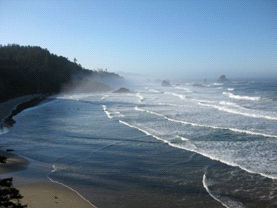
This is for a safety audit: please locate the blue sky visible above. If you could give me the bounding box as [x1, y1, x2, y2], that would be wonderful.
[1, 0, 276, 79]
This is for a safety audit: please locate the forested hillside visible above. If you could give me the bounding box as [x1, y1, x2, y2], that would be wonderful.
[0, 44, 124, 101]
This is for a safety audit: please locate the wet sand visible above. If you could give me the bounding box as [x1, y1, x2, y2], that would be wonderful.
[0, 96, 97, 208]
[0, 150, 29, 174]
[17, 183, 96, 208]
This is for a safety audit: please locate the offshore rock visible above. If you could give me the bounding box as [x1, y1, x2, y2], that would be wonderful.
[113, 87, 134, 93]
[161, 80, 171, 87]
[218, 75, 230, 83]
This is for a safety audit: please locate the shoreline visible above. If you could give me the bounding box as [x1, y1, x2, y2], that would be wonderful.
[0, 95, 97, 208]
[0, 150, 29, 174]
[16, 182, 96, 208]
[0, 94, 42, 125]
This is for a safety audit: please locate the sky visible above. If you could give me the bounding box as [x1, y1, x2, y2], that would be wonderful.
[1, 0, 276, 80]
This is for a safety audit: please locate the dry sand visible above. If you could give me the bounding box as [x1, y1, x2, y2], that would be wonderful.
[0, 150, 97, 208]
[17, 183, 96, 208]
[0, 96, 97, 208]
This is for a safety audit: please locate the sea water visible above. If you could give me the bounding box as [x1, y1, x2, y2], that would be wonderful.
[1, 79, 277, 207]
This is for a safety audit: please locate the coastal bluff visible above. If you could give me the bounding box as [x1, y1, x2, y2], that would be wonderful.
[0, 44, 125, 101]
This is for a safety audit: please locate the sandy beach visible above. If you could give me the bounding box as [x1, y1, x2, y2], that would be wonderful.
[17, 183, 95, 208]
[0, 96, 97, 208]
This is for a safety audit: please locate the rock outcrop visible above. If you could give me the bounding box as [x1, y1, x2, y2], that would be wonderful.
[218, 75, 230, 83]
[161, 80, 171, 87]
[113, 87, 134, 93]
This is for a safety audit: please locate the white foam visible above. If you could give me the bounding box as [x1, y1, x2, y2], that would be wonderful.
[219, 101, 241, 108]
[199, 102, 277, 120]
[158, 103, 180, 107]
[228, 88, 234, 91]
[4, 151, 96, 207]
[168, 141, 277, 180]
[175, 135, 189, 141]
[213, 83, 224, 86]
[223, 92, 261, 101]
[149, 89, 162, 93]
[119, 120, 166, 143]
[101, 95, 109, 100]
[118, 115, 277, 180]
[135, 107, 277, 138]
[202, 173, 245, 208]
[174, 86, 193, 93]
[136, 93, 144, 102]
[102, 105, 113, 119]
[191, 99, 216, 104]
[58, 93, 92, 100]
[135, 106, 164, 117]
[47, 165, 96, 207]
[164, 92, 186, 100]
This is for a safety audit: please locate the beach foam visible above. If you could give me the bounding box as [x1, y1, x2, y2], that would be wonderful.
[223, 92, 261, 101]
[202, 173, 245, 208]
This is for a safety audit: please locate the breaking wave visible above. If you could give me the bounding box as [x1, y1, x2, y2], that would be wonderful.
[223, 92, 261, 101]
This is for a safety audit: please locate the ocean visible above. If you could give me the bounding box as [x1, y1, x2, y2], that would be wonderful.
[1, 79, 277, 207]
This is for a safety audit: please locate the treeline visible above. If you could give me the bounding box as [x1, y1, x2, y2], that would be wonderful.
[0, 44, 123, 101]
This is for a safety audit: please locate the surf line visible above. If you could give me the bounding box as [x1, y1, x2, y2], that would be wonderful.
[101, 95, 109, 100]
[198, 102, 277, 120]
[0, 151, 96, 207]
[118, 120, 170, 144]
[222, 92, 261, 101]
[202, 167, 245, 208]
[136, 93, 144, 103]
[168, 141, 277, 180]
[47, 165, 97, 208]
[134, 107, 277, 139]
[102, 105, 113, 119]
[118, 118, 277, 180]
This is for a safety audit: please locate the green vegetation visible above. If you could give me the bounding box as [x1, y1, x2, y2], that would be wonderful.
[0, 155, 7, 163]
[0, 177, 27, 208]
[0, 44, 75, 100]
[0, 44, 124, 101]
[0, 156, 26, 208]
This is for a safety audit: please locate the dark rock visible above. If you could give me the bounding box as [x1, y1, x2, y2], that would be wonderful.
[161, 80, 171, 87]
[0, 155, 7, 163]
[218, 75, 230, 83]
[113, 88, 134, 93]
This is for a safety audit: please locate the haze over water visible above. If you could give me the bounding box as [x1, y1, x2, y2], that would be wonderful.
[1, 1, 277, 207]
[1, 78, 277, 207]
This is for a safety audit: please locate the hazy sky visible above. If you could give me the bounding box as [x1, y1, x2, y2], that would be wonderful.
[1, 0, 276, 79]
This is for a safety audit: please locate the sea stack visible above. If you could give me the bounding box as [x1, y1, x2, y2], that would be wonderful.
[113, 87, 134, 93]
[218, 75, 230, 83]
[161, 80, 171, 87]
